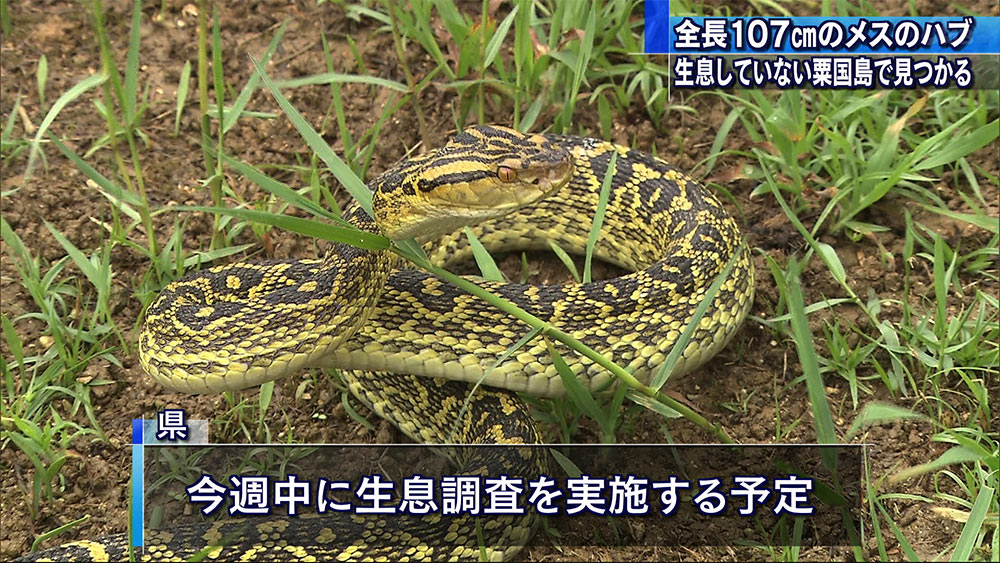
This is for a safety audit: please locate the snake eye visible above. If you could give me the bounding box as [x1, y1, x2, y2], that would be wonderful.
[497, 166, 517, 183]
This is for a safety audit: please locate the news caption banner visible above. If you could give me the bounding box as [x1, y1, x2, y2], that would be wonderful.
[130, 409, 862, 552]
[644, 4, 1000, 89]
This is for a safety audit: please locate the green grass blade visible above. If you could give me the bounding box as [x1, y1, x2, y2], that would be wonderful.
[933, 234, 949, 331]
[340, 388, 376, 431]
[920, 204, 1000, 235]
[220, 154, 344, 223]
[174, 206, 389, 251]
[211, 7, 224, 118]
[704, 106, 742, 176]
[583, 151, 616, 284]
[447, 324, 545, 442]
[0, 216, 30, 273]
[25, 73, 107, 181]
[846, 402, 926, 439]
[548, 241, 581, 283]
[395, 248, 733, 442]
[625, 388, 680, 419]
[48, 134, 144, 208]
[271, 72, 407, 92]
[518, 96, 544, 133]
[483, 6, 518, 68]
[0, 0, 11, 38]
[2, 313, 24, 373]
[951, 485, 994, 562]
[36, 54, 48, 107]
[876, 502, 921, 561]
[914, 119, 998, 171]
[395, 238, 429, 262]
[29, 516, 91, 553]
[815, 242, 847, 286]
[463, 227, 504, 282]
[760, 297, 855, 324]
[123, 0, 142, 124]
[828, 91, 886, 122]
[251, 57, 372, 216]
[650, 247, 742, 391]
[222, 21, 288, 134]
[546, 338, 606, 429]
[762, 160, 868, 314]
[786, 259, 838, 447]
[890, 446, 983, 483]
[867, 95, 925, 175]
[557, 7, 596, 130]
[2, 94, 20, 144]
[549, 448, 583, 478]
[173, 60, 192, 136]
[44, 222, 101, 287]
[596, 93, 612, 140]
[180, 244, 254, 271]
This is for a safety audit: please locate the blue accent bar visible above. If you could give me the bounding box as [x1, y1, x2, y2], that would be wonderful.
[132, 418, 143, 445]
[645, 0, 671, 54]
[131, 443, 143, 547]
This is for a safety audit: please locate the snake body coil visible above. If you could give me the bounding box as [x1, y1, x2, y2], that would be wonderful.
[21, 125, 754, 562]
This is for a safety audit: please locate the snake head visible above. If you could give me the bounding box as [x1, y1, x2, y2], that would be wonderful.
[374, 125, 573, 241]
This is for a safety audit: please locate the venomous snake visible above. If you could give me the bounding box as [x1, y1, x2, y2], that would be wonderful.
[21, 125, 754, 561]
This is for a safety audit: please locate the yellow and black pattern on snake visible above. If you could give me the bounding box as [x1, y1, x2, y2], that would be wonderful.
[138, 126, 574, 393]
[20, 125, 754, 561]
[331, 133, 754, 398]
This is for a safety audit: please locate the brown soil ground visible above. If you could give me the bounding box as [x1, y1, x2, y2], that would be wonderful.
[1, 1, 997, 562]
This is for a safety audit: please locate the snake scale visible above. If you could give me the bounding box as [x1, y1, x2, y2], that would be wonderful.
[20, 125, 754, 562]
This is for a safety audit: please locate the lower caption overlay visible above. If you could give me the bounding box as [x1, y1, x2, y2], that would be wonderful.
[136, 442, 862, 550]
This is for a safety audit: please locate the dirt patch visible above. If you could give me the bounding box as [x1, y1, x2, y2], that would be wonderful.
[2, 1, 998, 561]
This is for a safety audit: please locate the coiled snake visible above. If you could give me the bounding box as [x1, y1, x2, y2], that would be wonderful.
[21, 125, 754, 561]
